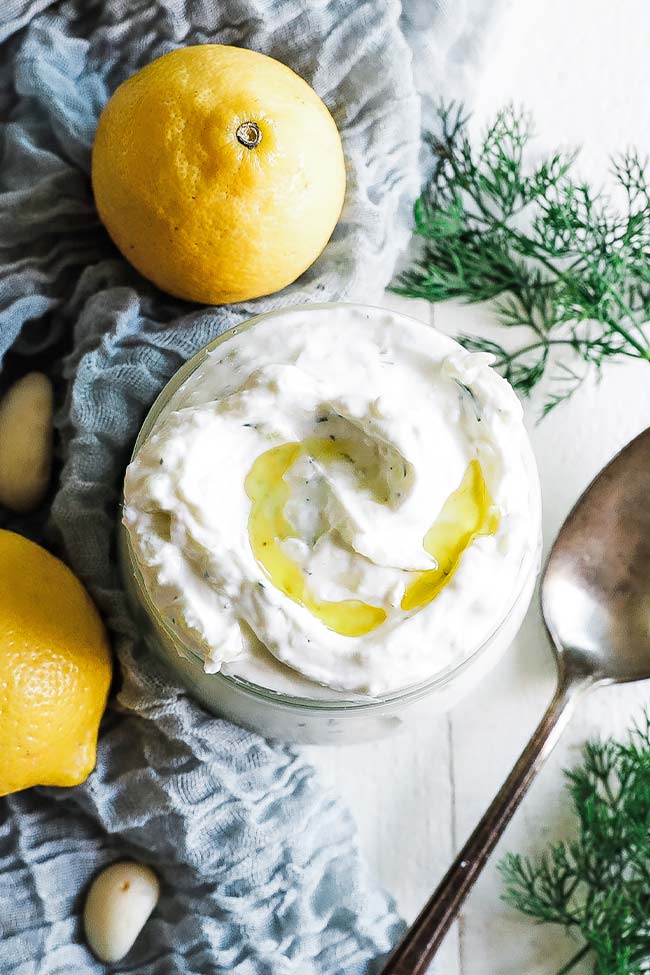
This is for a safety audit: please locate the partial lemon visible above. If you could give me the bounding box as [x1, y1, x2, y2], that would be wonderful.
[92, 45, 346, 304]
[0, 530, 112, 796]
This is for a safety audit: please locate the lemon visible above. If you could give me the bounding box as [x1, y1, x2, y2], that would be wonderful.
[0, 530, 112, 796]
[92, 45, 346, 304]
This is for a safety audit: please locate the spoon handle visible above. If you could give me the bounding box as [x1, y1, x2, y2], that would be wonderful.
[381, 675, 591, 975]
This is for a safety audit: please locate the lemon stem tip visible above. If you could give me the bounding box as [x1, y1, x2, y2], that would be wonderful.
[236, 121, 262, 148]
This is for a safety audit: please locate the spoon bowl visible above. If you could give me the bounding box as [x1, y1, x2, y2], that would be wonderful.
[382, 425, 650, 975]
[543, 425, 650, 685]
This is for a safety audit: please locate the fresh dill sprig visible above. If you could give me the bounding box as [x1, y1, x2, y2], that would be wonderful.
[499, 714, 650, 975]
[392, 102, 650, 415]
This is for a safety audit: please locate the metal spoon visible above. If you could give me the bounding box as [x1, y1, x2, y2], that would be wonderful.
[382, 425, 650, 975]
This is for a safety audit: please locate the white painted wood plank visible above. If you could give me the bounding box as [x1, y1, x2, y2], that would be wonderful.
[447, 340, 650, 975]
[444, 4, 650, 971]
[304, 717, 457, 965]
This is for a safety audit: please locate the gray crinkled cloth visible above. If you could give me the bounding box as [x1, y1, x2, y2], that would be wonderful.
[0, 2, 499, 972]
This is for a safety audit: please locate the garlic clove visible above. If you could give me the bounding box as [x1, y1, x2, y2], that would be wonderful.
[0, 372, 53, 513]
[83, 861, 160, 963]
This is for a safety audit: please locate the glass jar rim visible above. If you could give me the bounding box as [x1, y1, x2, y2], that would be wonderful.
[122, 300, 541, 713]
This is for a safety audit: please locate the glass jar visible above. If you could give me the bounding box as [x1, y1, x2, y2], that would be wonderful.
[119, 303, 541, 745]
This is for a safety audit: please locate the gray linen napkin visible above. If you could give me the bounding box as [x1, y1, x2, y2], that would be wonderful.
[0, 1, 501, 972]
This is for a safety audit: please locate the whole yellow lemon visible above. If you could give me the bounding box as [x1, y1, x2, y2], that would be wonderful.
[0, 530, 112, 796]
[92, 45, 346, 304]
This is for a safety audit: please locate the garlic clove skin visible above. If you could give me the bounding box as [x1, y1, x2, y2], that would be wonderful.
[0, 372, 53, 513]
[83, 861, 160, 963]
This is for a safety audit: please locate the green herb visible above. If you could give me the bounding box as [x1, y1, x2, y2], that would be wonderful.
[500, 715, 650, 974]
[392, 102, 650, 415]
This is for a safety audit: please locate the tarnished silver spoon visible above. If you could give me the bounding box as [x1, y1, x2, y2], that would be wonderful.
[382, 425, 650, 975]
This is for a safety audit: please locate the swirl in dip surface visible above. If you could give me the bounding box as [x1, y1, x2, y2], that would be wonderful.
[123, 305, 540, 698]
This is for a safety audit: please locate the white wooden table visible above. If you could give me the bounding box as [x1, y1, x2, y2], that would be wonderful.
[306, 4, 650, 972]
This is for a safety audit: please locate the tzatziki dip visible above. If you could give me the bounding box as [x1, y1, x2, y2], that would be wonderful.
[123, 304, 540, 699]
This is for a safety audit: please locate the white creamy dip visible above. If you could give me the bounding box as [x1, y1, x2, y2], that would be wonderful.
[123, 305, 540, 698]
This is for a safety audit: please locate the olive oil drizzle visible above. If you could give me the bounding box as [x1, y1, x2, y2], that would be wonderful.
[401, 459, 499, 611]
[245, 439, 387, 637]
[246, 441, 499, 637]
